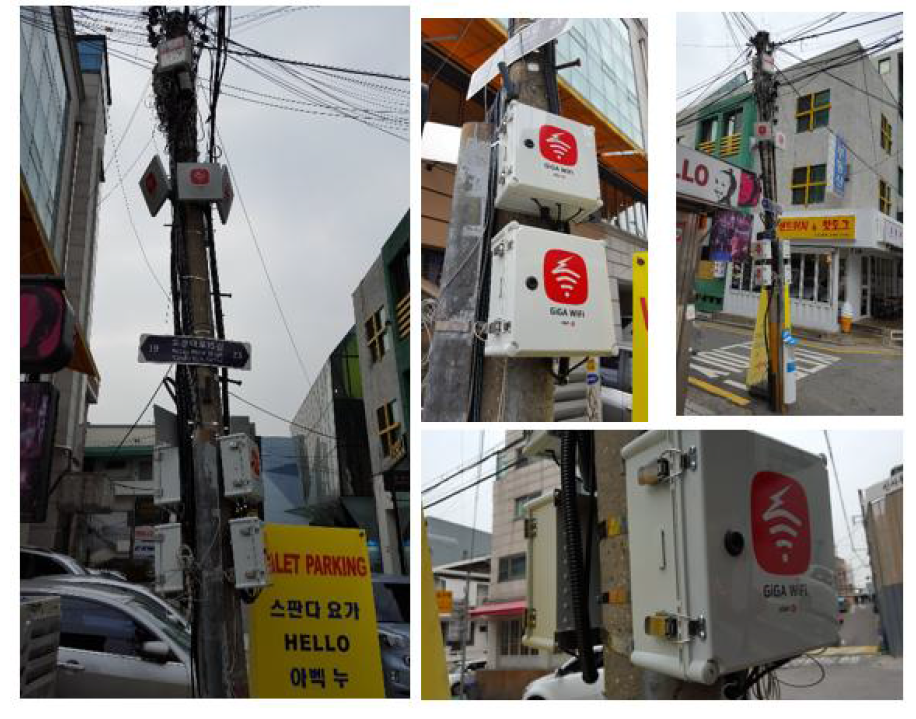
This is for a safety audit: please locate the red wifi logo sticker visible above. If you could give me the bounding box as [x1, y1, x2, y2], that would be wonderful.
[751, 471, 812, 576]
[539, 125, 578, 166]
[544, 250, 588, 305]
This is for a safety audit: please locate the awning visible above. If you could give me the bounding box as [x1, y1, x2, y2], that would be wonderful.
[21, 179, 101, 388]
[469, 600, 526, 618]
[422, 18, 647, 193]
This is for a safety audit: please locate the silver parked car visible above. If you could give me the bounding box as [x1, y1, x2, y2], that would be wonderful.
[30, 575, 190, 632]
[21, 580, 192, 698]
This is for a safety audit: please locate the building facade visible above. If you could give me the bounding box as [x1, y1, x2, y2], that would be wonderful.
[352, 212, 410, 575]
[677, 40, 903, 333]
[21, 8, 110, 550]
[859, 464, 903, 657]
[468, 431, 565, 695]
[80, 424, 158, 581]
[434, 557, 491, 666]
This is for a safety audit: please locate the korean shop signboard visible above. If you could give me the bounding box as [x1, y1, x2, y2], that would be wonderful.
[249, 525, 385, 697]
[777, 215, 856, 241]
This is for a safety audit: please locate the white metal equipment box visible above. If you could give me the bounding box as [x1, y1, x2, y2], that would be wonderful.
[153, 523, 184, 595]
[496, 101, 602, 222]
[218, 433, 264, 503]
[152, 445, 181, 507]
[486, 222, 617, 357]
[176, 163, 225, 203]
[623, 431, 838, 684]
[229, 517, 270, 590]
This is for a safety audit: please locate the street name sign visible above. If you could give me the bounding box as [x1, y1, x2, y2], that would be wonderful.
[138, 334, 251, 370]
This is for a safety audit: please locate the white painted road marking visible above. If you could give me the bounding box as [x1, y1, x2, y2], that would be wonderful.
[690, 340, 841, 395]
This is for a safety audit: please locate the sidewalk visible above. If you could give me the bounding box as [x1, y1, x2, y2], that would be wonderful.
[777, 653, 902, 700]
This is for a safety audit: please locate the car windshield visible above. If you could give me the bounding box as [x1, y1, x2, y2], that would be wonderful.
[126, 598, 192, 655]
[372, 581, 410, 623]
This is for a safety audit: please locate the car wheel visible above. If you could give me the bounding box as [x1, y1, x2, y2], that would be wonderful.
[526, 696, 545, 700]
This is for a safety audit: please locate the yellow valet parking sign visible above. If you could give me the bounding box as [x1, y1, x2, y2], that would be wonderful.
[249, 524, 385, 698]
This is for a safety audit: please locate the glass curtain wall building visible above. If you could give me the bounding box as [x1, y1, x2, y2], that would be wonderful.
[20, 7, 70, 254]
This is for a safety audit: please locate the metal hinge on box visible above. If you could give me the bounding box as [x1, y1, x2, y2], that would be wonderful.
[525, 607, 537, 630]
[644, 611, 706, 643]
[637, 446, 697, 486]
[488, 319, 511, 335]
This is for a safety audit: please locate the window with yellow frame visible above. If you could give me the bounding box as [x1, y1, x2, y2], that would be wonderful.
[879, 179, 892, 216]
[880, 115, 892, 154]
[376, 400, 401, 458]
[795, 90, 830, 133]
[365, 307, 388, 363]
[791, 165, 826, 206]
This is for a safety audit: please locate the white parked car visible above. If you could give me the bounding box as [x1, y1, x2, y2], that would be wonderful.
[522, 647, 604, 700]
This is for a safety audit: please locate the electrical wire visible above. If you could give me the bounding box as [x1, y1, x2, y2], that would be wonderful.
[775, 13, 902, 46]
[421, 435, 524, 494]
[215, 128, 313, 387]
[423, 455, 529, 511]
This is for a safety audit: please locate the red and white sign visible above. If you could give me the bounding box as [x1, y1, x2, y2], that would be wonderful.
[138, 155, 170, 217]
[176, 162, 224, 203]
[544, 249, 588, 305]
[217, 164, 234, 224]
[189, 167, 210, 185]
[157, 36, 192, 73]
[754, 122, 773, 141]
[539, 125, 578, 166]
[751, 471, 811, 576]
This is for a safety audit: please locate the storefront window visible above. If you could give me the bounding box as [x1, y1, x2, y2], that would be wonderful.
[817, 255, 831, 304]
[498, 618, 536, 656]
[801, 255, 816, 300]
[789, 255, 802, 298]
[838, 256, 847, 304]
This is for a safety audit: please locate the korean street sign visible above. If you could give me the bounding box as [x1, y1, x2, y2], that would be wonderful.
[250, 525, 385, 698]
[138, 334, 251, 370]
[466, 18, 573, 99]
[777, 215, 856, 241]
[827, 132, 848, 198]
[436, 590, 453, 614]
[138, 155, 170, 217]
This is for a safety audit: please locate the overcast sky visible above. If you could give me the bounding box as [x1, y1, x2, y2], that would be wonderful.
[677, 12, 903, 111]
[422, 429, 902, 586]
[86, 6, 408, 435]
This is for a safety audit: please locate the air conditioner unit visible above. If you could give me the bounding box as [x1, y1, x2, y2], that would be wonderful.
[495, 101, 602, 222]
[623, 431, 838, 685]
[485, 222, 617, 358]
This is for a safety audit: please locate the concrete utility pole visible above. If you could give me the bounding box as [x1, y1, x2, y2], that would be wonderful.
[479, 18, 559, 421]
[148, 6, 248, 697]
[750, 30, 786, 413]
[594, 431, 723, 699]
[423, 123, 492, 422]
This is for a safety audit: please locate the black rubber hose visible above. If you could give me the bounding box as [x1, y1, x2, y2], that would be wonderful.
[560, 431, 598, 684]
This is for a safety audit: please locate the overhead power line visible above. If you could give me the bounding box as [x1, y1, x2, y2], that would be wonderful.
[423, 455, 529, 512]
[422, 436, 525, 495]
[216, 128, 314, 387]
[775, 12, 902, 47]
[214, 36, 409, 82]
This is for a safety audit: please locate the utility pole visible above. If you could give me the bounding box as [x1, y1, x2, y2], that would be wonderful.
[750, 30, 786, 414]
[594, 431, 723, 699]
[478, 18, 559, 421]
[148, 6, 248, 697]
[456, 431, 484, 698]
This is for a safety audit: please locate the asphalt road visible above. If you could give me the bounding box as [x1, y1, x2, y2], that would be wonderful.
[840, 604, 881, 647]
[776, 655, 902, 700]
[685, 322, 903, 416]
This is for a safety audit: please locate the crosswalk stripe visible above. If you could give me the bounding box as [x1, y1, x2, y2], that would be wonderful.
[697, 351, 748, 370]
[724, 379, 748, 392]
[794, 347, 840, 362]
[690, 363, 731, 379]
